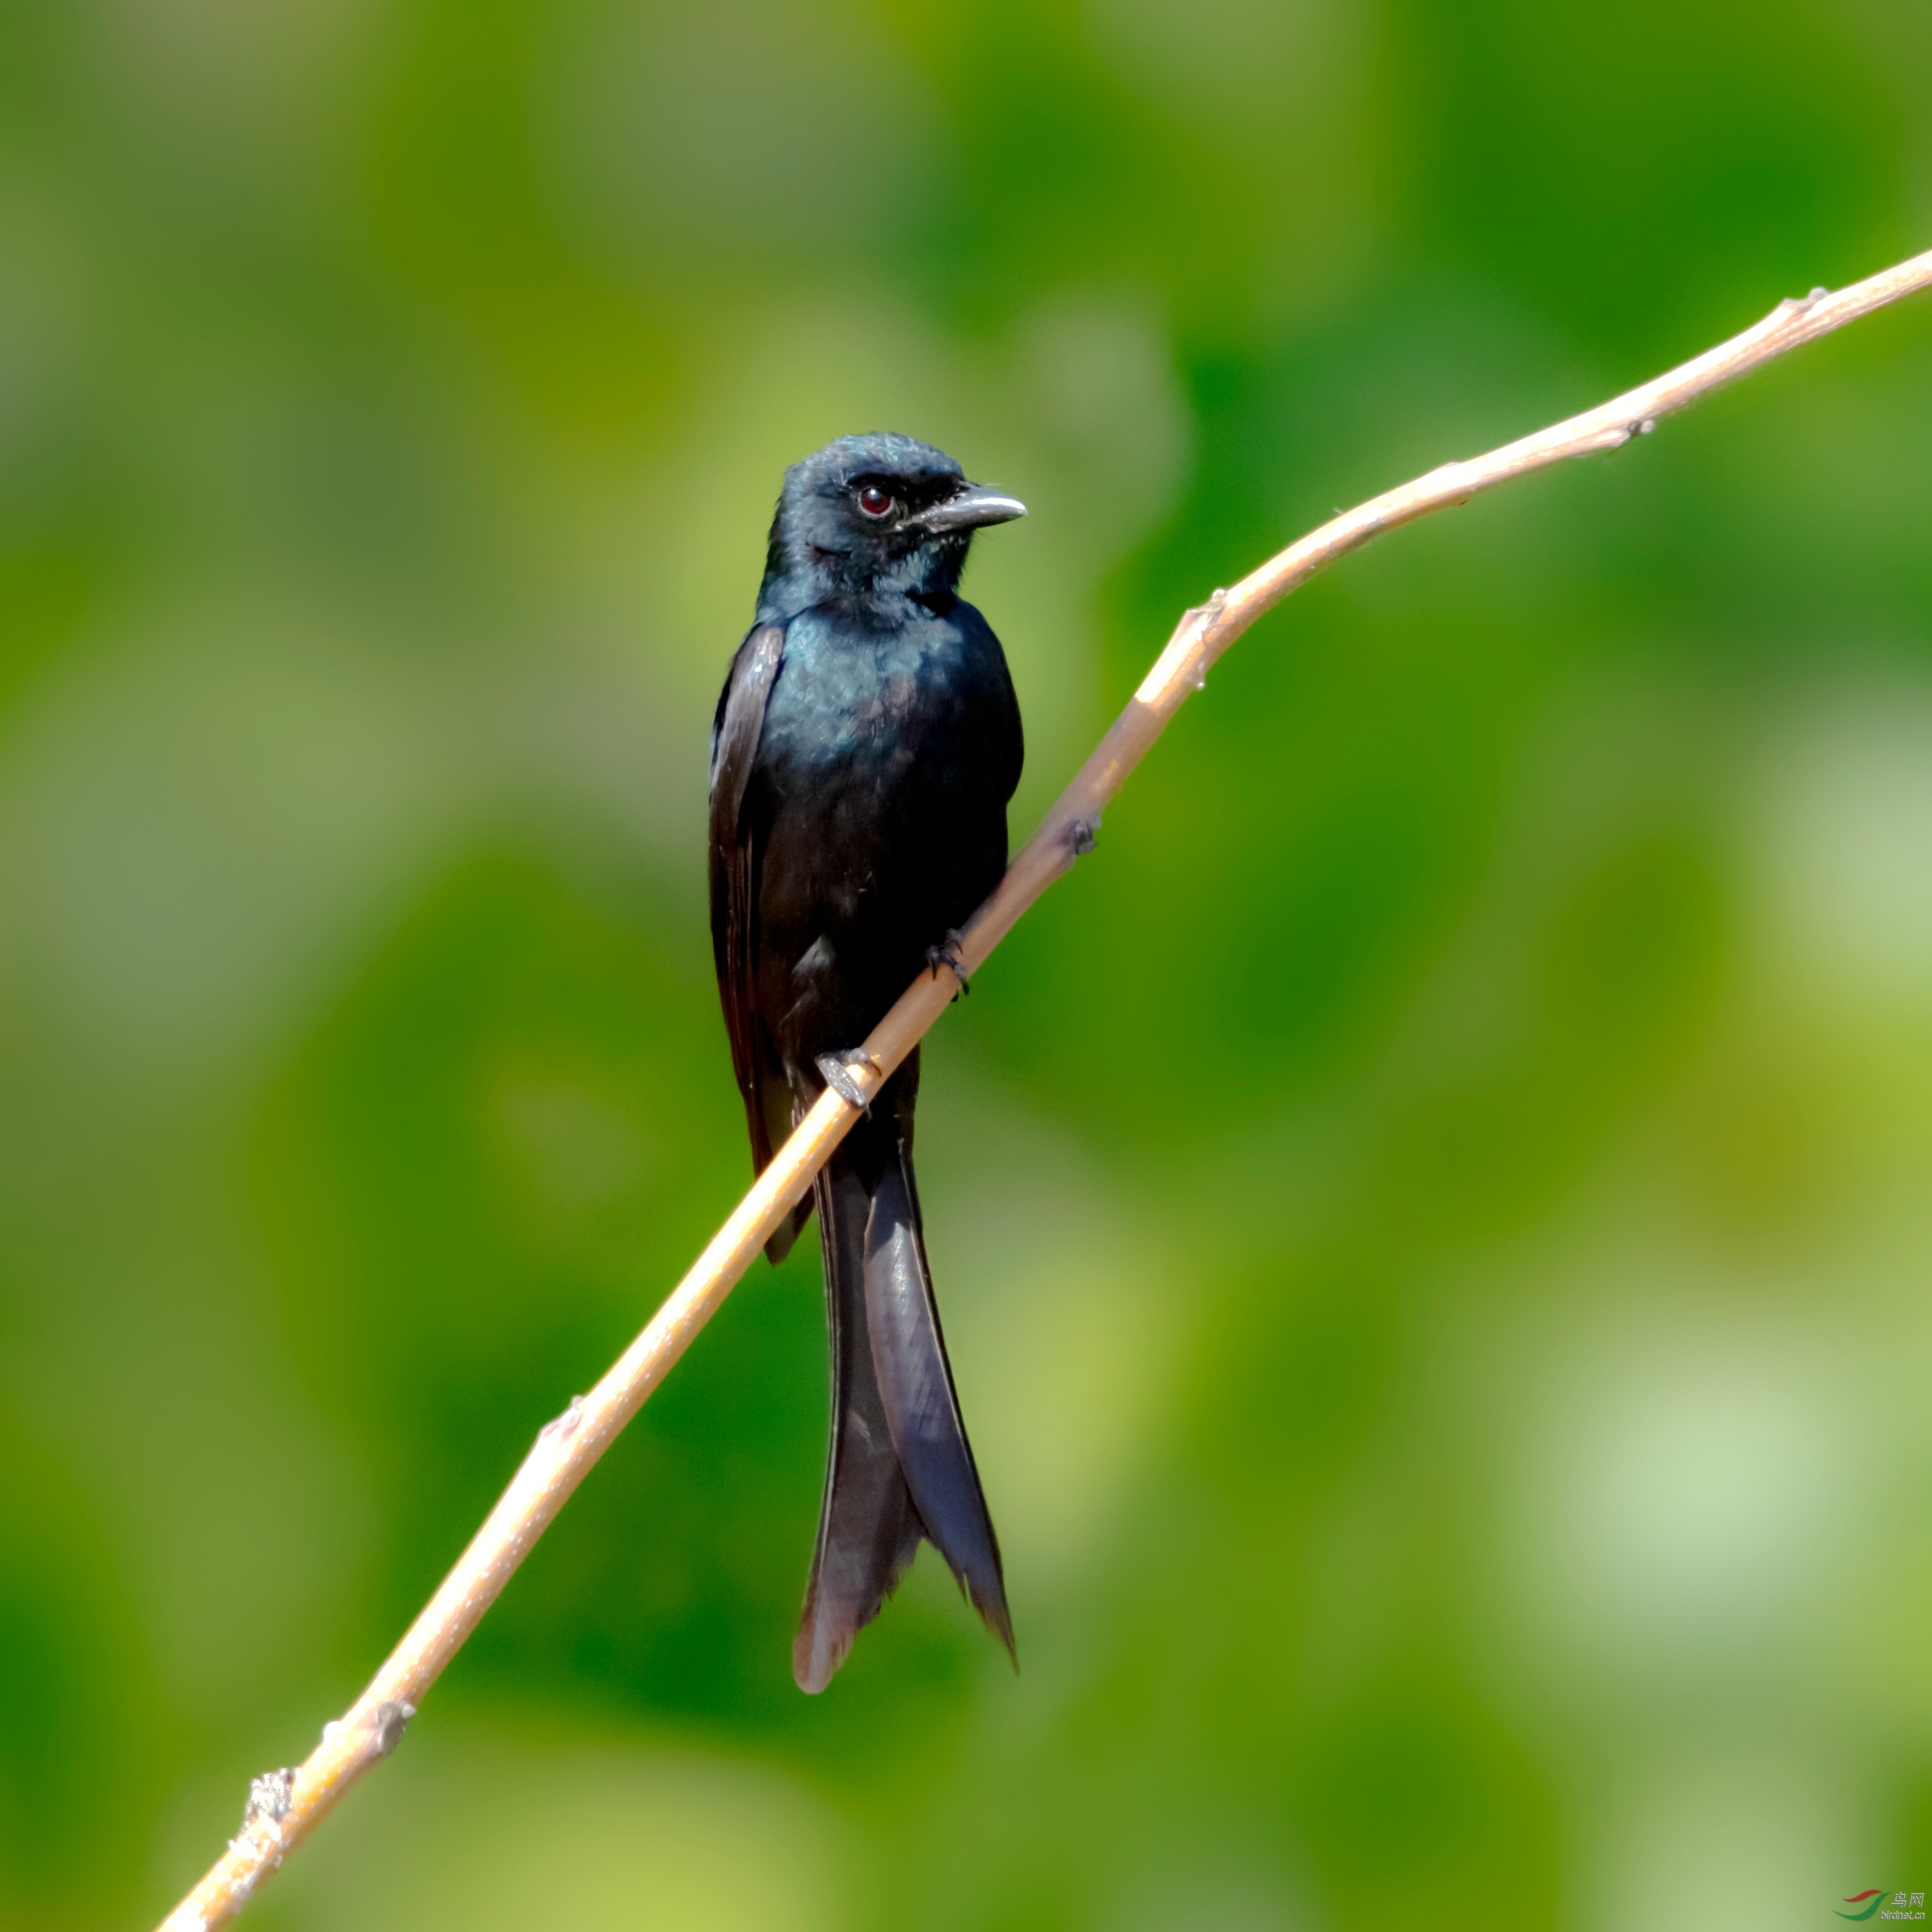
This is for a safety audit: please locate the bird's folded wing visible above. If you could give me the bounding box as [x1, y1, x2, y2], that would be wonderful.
[708, 621, 786, 1164]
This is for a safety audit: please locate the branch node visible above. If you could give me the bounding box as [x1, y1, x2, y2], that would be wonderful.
[1772, 285, 1832, 323]
[1185, 588, 1229, 689]
[242, 1769, 294, 1832]
[1068, 816, 1100, 858]
[540, 1394, 585, 1442]
[370, 1700, 416, 1759]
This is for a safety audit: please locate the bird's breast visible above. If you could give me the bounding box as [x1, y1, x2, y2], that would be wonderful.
[761, 616, 979, 782]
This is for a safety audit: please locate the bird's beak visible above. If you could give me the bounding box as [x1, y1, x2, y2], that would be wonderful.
[911, 484, 1028, 534]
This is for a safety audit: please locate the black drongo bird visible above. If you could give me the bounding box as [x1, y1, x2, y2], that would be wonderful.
[708, 433, 1026, 1692]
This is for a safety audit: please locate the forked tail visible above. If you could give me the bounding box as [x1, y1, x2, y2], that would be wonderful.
[793, 1131, 1013, 1693]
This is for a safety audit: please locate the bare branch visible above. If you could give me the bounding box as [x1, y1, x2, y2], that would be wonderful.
[156, 245, 1932, 1932]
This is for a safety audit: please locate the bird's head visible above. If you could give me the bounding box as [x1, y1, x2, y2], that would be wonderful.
[759, 433, 1026, 616]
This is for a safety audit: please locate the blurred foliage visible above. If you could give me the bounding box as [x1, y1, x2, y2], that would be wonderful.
[2, 0, 1932, 1927]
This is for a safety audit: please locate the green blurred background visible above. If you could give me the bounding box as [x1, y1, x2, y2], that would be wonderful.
[3, 1, 1931, 1927]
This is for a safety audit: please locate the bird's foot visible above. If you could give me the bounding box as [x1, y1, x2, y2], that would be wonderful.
[927, 930, 971, 996]
[815, 1050, 876, 1114]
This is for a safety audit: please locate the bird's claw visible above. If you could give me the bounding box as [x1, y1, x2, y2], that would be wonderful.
[927, 930, 971, 994]
[816, 1051, 875, 1114]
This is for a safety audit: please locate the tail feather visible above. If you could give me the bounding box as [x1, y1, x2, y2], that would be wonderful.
[793, 1165, 922, 1693]
[863, 1151, 1012, 1656]
[761, 1083, 815, 1264]
[793, 1139, 1012, 1692]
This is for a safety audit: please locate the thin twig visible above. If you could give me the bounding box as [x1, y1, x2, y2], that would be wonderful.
[158, 245, 1932, 1931]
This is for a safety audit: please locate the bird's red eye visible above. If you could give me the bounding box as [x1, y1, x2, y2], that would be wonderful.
[857, 486, 893, 518]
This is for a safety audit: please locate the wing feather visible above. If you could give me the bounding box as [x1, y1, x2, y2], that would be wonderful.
[708, 621, 811, 1260]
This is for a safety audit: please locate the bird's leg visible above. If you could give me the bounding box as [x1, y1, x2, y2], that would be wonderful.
[815, 1050, 876, 1115]
[926, 929, 971, 996]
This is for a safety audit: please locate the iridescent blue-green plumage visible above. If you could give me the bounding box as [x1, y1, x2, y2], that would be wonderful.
[708, 433, 1025, 1691]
